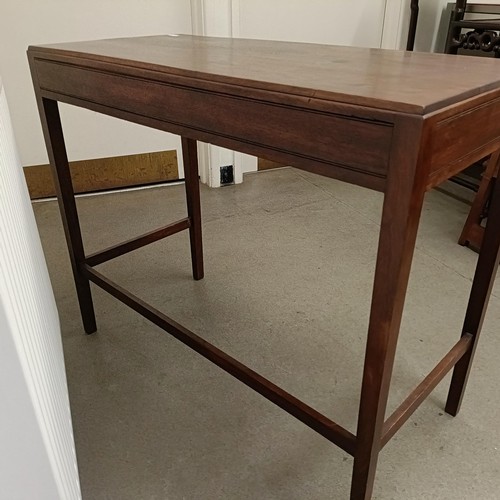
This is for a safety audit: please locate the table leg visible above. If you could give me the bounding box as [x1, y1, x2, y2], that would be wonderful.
[351, 129, 427, 499]
[40, 98, 96, 333]
[445, 162, 500, 416]
[181, 137, 204, 280]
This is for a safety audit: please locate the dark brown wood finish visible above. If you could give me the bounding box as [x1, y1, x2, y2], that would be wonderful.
[31, 56, 393, 191]
[459, 151, 500, 251]
[40, 98, 97, 334]
[181, 137, 204, 280]
[427, 93, 500, 189]
[85, 219, 190, 267]
[351, 116, 429, 499]
[446, 168, 500, 415]
[28, 35, 500, 499]
[382, 333, 473, 448]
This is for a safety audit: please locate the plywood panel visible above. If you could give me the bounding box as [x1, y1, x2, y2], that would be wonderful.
[24, 149, 178, 199]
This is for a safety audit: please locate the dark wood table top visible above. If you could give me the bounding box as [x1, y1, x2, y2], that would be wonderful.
[31, 34, 500, 115]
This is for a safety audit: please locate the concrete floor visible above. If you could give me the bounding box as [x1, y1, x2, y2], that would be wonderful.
[33, 167, 500, 500]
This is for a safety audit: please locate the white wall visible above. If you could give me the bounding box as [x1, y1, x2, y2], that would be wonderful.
[1, 0, 407, 175]
[238, 0, 387, 48]
[0, 0, 191, 168]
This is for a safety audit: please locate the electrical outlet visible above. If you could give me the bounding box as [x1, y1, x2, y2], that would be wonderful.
[220, 165, 234, 185]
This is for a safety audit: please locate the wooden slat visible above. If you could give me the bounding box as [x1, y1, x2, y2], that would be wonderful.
[85, 218, 190, 267]
[83, 264, 357, 456]
[181, 137, 204, 281]
[24, 149, 178, 199]
[445, 172, 500, 415]
[381, 334, 473, 448]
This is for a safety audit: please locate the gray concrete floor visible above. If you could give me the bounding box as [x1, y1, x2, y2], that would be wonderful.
[33, 167, 500, 500]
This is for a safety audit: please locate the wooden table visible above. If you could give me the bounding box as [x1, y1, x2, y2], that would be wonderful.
[28, 35, 500, 499]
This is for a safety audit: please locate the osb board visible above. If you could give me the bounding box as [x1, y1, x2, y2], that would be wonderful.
[258, 158, 288, 171]
[25, 149, 178, 199]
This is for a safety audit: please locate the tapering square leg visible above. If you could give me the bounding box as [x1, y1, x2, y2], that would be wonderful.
[40, 98, 96, 333]
[181, 137, 204, 280]
[446, 156, 500, 416]
[351, 122, 428, 499]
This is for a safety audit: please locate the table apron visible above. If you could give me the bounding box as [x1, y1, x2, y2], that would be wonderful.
[33, 58, 393, 191]
[428, 95, 500, 189]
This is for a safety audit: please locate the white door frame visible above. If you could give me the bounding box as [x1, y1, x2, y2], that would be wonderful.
[189, 0, 407, 186]
[189, 0, 250, 187]
[381, 0, 409, 50]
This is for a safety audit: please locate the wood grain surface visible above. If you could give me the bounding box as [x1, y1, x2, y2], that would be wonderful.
[30, 34, 500, 114]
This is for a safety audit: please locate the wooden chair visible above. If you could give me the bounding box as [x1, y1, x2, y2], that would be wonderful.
[459, 152, 500, 252]
[407, 1, 500, 55]
[407, 0, 420, 50]
[445, 1, 500, 56]
[442, 2, 500, 249]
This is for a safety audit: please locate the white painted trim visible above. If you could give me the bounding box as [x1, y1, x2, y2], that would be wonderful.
[196, 140, 209, 185]
[381, 0, 408, 50]
[189, 0, 243, 187]
[230, 0, 240, 38]
[230, 1, 249, 182]
[191, 0, 401, 186]
[234, 151, 257, 184]
[190, 0, 204, 36]
[0, 78, 81, 500]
